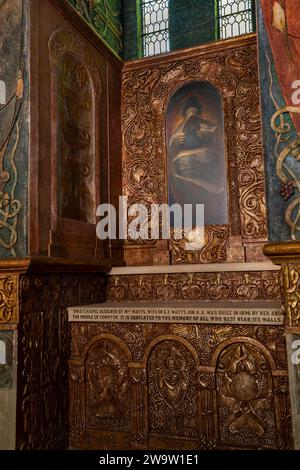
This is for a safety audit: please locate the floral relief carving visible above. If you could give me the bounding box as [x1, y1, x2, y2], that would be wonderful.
[122, 38, 267, 259]
[282, 263, 300, 326]
[0, 274, 18, 324]
[69, 323, 292, 449]
[107, 271, 282, 303]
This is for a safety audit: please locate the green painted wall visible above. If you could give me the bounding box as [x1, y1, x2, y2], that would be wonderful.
[68, 0, 123, 57]
[123, 0, 141, 60]
[169, 0, 216, 51]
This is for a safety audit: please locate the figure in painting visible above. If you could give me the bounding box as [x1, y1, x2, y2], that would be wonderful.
[167, 82, 227, 226]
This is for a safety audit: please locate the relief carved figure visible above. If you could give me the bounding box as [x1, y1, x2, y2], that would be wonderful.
[148, 341, 198, 439]
[85, 340, 131, 431]
[217, 343, 276, 449]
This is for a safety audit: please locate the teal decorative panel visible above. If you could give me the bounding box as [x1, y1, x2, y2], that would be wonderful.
[0, 0, 29, 258]
[258, 1, 300, 241]
[68, 0, 123, 57]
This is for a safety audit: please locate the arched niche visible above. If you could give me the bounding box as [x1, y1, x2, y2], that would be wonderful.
[84, 338, 131, 431]
[57, 52, 95, 224]
[167, 81, 228, 226]
[147, 339, 198, 439]
[48, 28, 102, 260]
[215, 342, 277, 449]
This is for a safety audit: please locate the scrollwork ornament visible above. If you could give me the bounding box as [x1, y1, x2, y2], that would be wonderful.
[282, 263, 300, 326]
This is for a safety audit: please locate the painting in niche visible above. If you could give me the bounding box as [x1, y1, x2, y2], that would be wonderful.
[57, 52, 95, 224]
[167, 81, 227, 226]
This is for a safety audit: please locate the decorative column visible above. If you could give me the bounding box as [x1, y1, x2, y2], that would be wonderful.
[129, 365, 148, 448]
[264, 242, 300, 449]
[196, 369, 217, 450]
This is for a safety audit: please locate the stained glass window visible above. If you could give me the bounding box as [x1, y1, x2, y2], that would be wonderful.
[141, 0, 169, 57]
[217, 0, 256, 40]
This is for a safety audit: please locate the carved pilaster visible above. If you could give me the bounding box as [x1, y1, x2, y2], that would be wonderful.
[282, 264, 300, 326]
[273, 374, 293, 450]
[69, 365, 85, 445]
[129, 366, 148, 448]
[264, 242, 300, 326]
[0, 274, 19, 324]
[196, 370, 217, 450]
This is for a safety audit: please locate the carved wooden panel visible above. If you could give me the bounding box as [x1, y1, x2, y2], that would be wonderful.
[85, 340, 131, 430]
[170, 225, 229, 264]
[282, 264, 300, 326]
[69, 322, 293, 450]
[107, 270, 282, 302]
[148, 340, 198, 439]
[216, 343, 276, 449]
[16, 273, 106, 450]
[122, 36, 267, 263]
[0, 274, 19, 324]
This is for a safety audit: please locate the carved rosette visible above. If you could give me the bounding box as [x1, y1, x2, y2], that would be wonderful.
[0, 274, 18, 324]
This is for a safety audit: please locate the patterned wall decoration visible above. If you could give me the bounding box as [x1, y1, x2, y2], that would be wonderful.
[122, 35, 267, 262]
[70, 322, 293, 449]
[258, 1, 300, 241]
[16, 272, 106, 450]
[68, 0, 123, 57]
[107, 270, 282, 302]
[148, 340, 198, 439]
[282, 263, 300, 327]
[216, 342, 277, 449]
[57, 52, 96, 224]
[0, 274, 19, 324]
[0, 0, 28, 258]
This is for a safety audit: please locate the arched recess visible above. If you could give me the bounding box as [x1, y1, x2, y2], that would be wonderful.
[48, 28, 102, 259]
[84, 336, 131, 430]
[167, 80, 228, 227]
[214, 339, 279, 449]
[145, 337, 199, 440]
[69, 333, 132, 439]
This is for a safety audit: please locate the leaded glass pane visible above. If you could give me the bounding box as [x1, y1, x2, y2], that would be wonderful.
[218, 0, 255, 39]
[142, 0, 170, 57]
